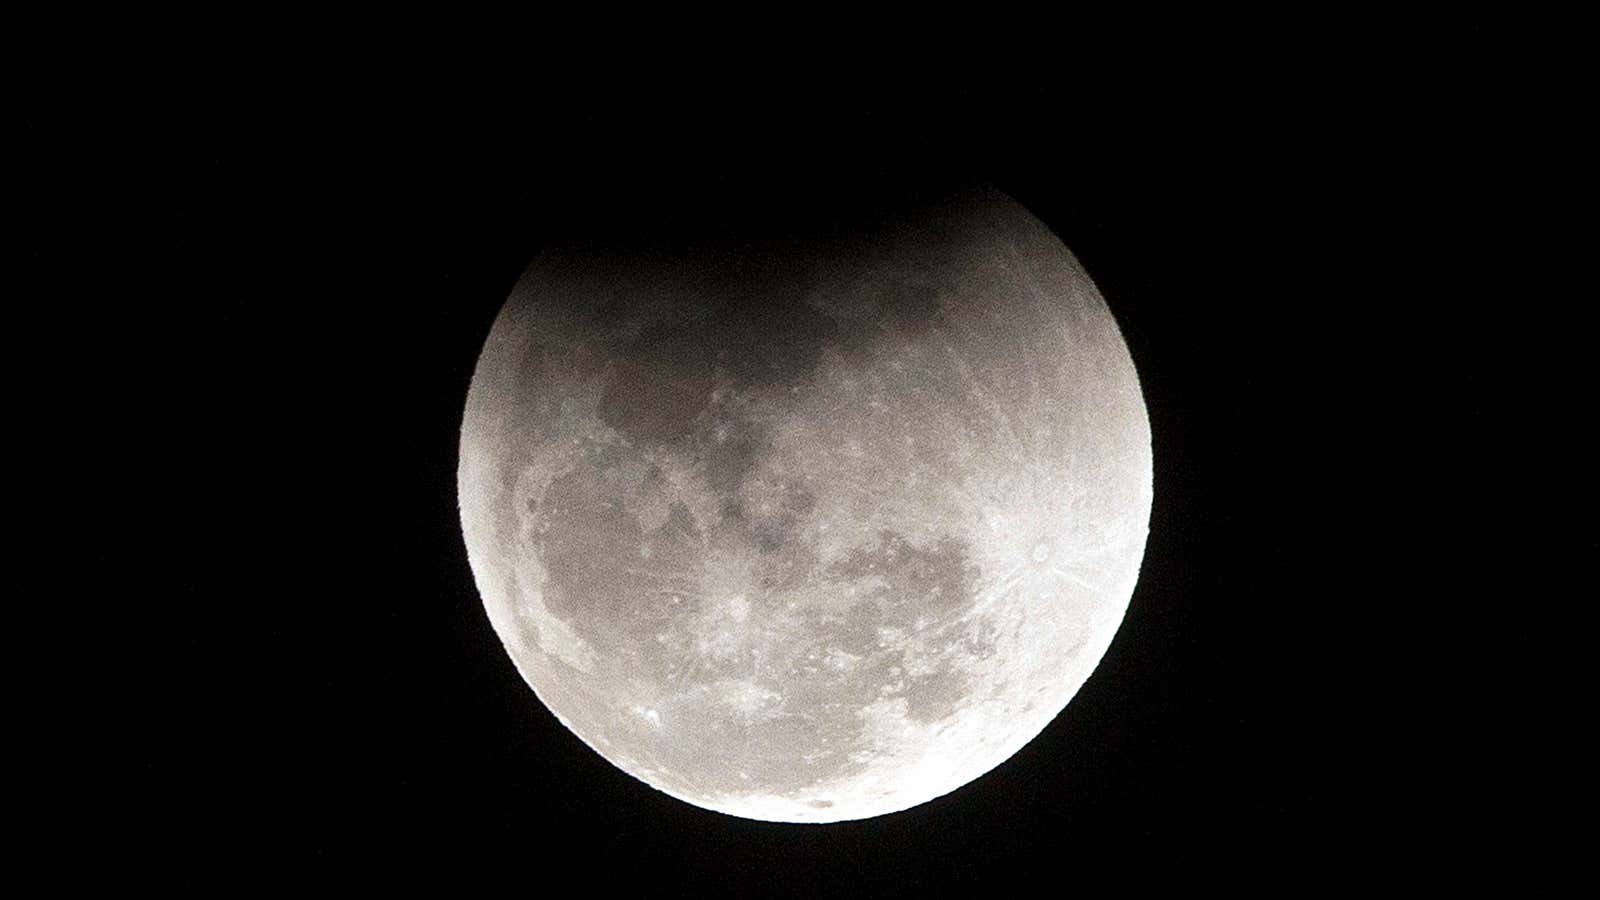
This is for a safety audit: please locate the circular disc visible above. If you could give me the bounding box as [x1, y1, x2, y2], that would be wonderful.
[458, 190, 1153, 822]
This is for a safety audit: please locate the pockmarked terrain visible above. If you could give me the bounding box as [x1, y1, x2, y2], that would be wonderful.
[458, 191, 1153, 822]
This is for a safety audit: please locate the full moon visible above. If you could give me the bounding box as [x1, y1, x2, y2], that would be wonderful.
[457, 190, 1153, 822]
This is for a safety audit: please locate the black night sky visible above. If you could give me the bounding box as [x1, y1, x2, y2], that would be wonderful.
[32, 14, 1555, 892]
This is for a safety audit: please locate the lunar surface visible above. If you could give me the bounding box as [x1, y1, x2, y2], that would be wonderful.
[457, 190, 1153, 822]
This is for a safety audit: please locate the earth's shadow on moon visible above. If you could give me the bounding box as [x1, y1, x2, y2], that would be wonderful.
[459, 185, 1153, 822]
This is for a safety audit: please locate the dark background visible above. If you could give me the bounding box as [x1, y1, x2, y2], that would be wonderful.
[28, 13, 1555, 891]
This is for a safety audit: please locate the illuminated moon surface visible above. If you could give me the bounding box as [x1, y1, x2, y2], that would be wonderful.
[458, 191, 1153, 822]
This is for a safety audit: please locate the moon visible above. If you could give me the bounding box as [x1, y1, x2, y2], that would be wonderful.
[457, 189, 1153, 822]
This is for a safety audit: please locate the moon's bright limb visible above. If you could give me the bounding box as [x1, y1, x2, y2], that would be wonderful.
[457, 190, 1153, 822]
